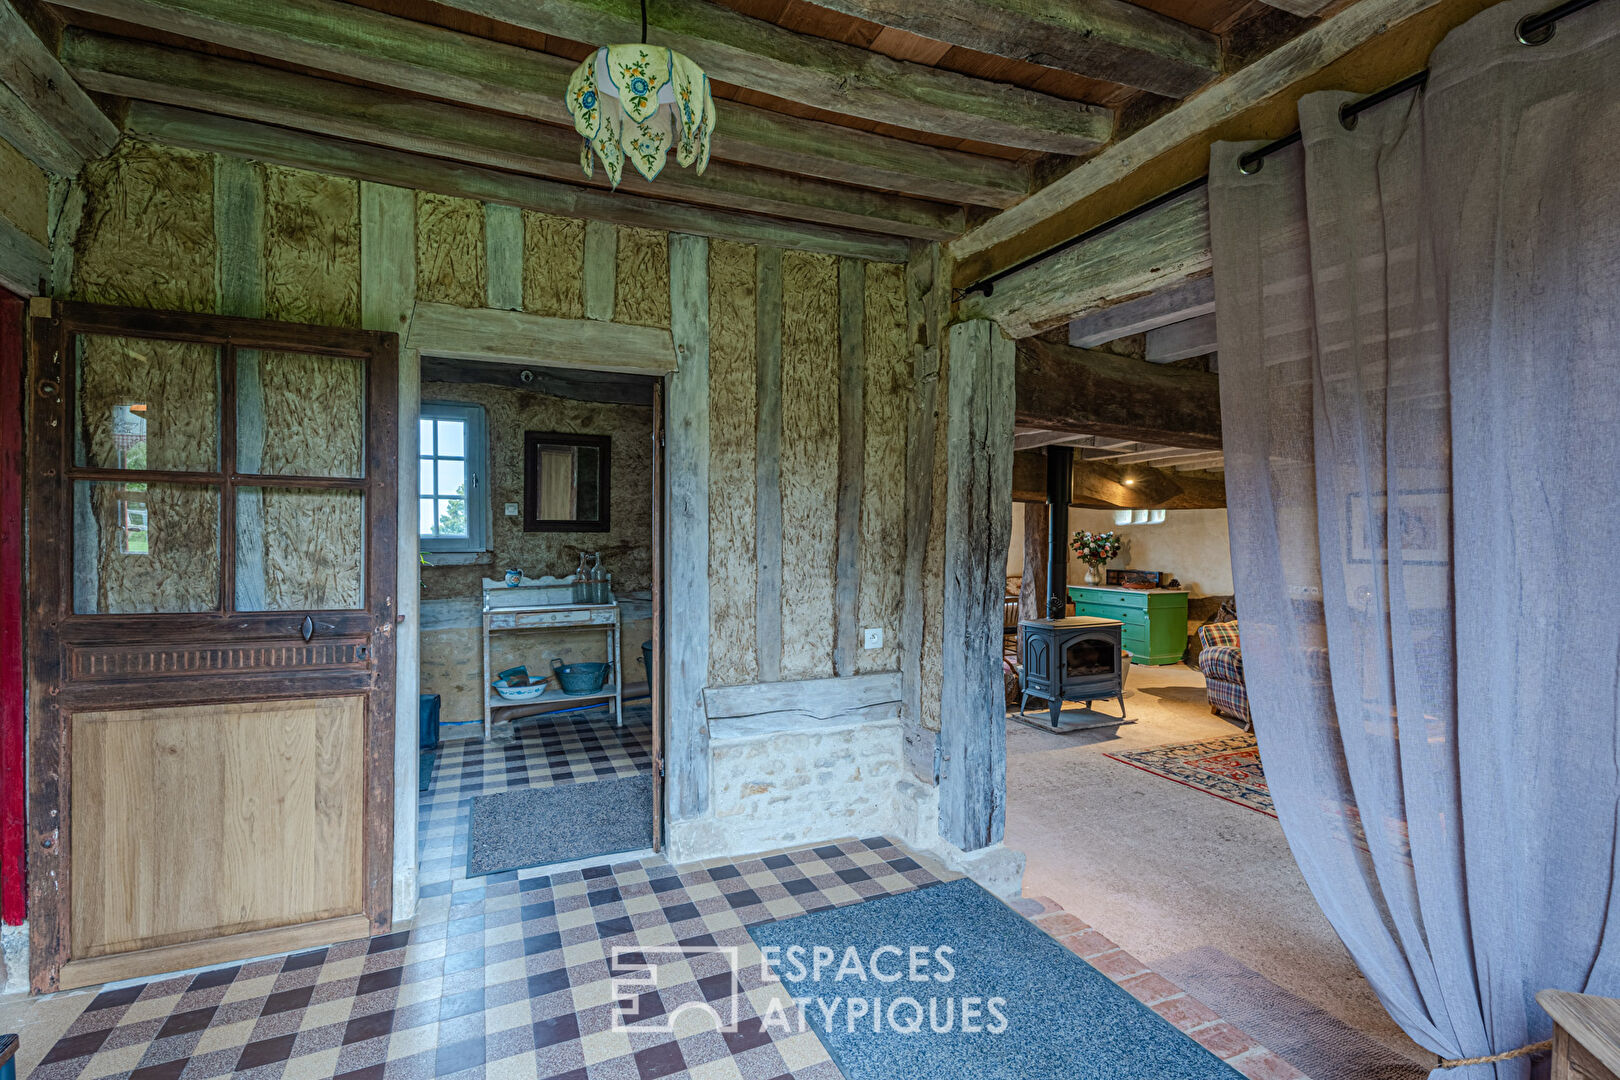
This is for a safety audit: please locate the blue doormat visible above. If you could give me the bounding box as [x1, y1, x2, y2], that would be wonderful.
[418, 750, 435, 792]
[748, 878, 1245, 1080]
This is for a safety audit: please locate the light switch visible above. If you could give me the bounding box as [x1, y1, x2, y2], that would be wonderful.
[862, 627, 883, 650]
[504, 503, 520, 516]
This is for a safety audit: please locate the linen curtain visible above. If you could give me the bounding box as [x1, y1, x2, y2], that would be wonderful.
[1209, 0, 1620, 1076]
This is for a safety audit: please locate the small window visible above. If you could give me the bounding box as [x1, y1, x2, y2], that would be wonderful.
[419, 401, 487, 552]
[1113, 508, 1167, 526]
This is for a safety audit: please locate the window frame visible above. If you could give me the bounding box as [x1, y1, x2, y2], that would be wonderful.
[419, 400, 488, 553]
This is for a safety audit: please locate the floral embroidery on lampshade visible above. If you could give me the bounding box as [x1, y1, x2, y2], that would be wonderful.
[567, 44, 715, 186]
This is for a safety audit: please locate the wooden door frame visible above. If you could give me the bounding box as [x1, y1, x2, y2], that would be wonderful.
[0, 288, 23, 929]
[651, 380, 665, 851]
[25, 301, 399, 993]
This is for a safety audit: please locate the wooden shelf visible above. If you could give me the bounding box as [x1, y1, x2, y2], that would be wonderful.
[487, 687, 616, 710]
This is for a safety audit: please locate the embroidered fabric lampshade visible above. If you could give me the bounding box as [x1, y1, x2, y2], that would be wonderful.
[566, 44, 715, 189]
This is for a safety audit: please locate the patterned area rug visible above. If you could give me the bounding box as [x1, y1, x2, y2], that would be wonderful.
[1106, 734, 1275, 818]
[1108, 735, 1412, 858]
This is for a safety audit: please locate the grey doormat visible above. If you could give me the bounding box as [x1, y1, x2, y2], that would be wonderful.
[1154, 946, 1428, 1080]
[466, 775, 653, 877]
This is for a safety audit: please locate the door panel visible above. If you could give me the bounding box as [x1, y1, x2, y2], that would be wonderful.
[69, 695, 364, 959]
[28, 301, 398, 993]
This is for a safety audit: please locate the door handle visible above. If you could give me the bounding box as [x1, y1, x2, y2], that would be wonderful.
[301, 615, 314, 642]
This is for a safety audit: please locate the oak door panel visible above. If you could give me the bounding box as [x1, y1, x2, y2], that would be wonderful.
[69, 696, 364, 960]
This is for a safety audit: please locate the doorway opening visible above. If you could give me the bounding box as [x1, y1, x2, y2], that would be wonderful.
[414, 358, 663, 885]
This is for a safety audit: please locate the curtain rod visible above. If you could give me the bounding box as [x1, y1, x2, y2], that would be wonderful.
[956, 0, 1609, 302]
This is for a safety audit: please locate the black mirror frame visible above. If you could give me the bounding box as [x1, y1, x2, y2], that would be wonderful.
[522, 431, 611, 533]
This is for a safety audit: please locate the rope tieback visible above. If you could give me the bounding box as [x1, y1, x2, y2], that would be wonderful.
[1437, 1039, 1553, 1068]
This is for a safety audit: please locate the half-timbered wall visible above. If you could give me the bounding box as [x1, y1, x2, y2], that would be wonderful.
[51, 137, 968, 892]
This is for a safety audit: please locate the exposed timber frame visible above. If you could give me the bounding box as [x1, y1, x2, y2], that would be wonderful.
[48, 0, 1032, 210]
[1012, 450, 1226, 509]
[0, 1, 118, 175]
[63, 31, 965, 242]
[805, 0, 1220, 98]
[949, 0, 1512, 292]
[1014, 336, 1221, 449]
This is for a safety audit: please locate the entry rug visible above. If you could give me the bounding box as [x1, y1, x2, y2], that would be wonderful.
[1107, 734, 1411, 858]
[748, 878, 1244, 1080]
[466, 774, 653, 876]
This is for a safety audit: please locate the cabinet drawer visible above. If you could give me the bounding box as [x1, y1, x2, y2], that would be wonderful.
[1070, 588, 1147, 612]
[492, 607, 617, 630]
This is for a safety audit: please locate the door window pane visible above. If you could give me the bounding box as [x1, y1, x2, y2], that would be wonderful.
[235, 487, 364, 611]
[75, 336, 220, 471]
[239, 352, 365, 478]
[73, 481, 220, 613]
[436, 419, 464, 457]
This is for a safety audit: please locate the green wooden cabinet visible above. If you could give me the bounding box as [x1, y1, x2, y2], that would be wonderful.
[1068, 586, 1189, 665]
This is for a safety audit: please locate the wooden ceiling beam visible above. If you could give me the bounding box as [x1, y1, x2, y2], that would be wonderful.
[1012, 450, 1225, 508]
[806, 0, 1219, 99]
[949, 0, 1508, 287]
[0, 0, 118, 174]
[48, 0, 1031, 209]
[1069, 275, 1214, 347]
[1015, 334, 1222, 449]
[436, 0, 1113, 154]
[960, 185, 1209, 338]
[124, 102, 911, 261]
[64, 30, 963, 240]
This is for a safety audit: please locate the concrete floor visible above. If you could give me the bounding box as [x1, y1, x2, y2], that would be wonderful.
[1004, 661, 1434, 1079]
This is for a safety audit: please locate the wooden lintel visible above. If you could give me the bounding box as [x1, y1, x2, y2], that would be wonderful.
[64, 30, 965, 241]
[419, 357, 657, 406]
[1013, 449, 1225, 509]
[1014, 335, 1221, 449]
[406, 303, 676, 376]
[437, 0, 1113, 155]
[1069, 275, 1215, 348]
[806, 0, 1219, 98]
[124, 103, 912, 262]
[50, 0, 1031, 209]
[949, 0, 1508, 287]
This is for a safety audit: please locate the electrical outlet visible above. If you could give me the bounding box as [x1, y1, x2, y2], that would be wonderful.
[504, 503, 520, 516]
[862, 627, 883, 650]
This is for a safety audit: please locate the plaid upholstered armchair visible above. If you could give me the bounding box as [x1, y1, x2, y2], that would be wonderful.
[1197, 621, 1250, 729]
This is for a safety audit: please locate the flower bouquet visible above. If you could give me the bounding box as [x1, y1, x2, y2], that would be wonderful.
[1071, 530, 1122, 585]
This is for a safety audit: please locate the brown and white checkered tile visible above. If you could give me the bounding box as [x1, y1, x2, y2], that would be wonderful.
[26, 696, 1306, 1080]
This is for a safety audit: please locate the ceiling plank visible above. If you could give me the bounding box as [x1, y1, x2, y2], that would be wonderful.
[960, 185, 1208, 338]
[1145, 312, 1217, 361]
[1015, 333, 1221, 449]
[436, 0, 1114, 154]
[805, 0, 1219, 98]
[65, 30, 963, 240]
[0, 0, 118, 174]
[949, 0, 1507, 286]
[49, 0, 1031, 208]
[1068, 274, 1214, 347]
[125, 102, 911, 261]
[1012, 450, 1225, 508]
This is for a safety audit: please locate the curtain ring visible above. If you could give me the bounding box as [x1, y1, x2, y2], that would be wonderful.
[1516, 13, 1555, 44]
[1339, 102, 1358, 130]
[1238, 152, 1264, 175]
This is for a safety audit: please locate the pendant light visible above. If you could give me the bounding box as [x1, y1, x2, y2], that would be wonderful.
[565, 0, 716, 188]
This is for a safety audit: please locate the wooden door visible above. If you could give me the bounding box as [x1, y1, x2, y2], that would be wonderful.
[26, 302, 398, 992]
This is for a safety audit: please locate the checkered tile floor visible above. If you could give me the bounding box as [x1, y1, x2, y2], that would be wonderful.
[22, 696, 1303, 1080]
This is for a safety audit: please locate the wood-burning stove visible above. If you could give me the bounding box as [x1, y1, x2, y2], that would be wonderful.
[1017, 616, 1127, 729]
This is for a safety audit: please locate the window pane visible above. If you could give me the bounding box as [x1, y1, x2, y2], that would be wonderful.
[73, 480, 220, 613]
[236, 487, 363, 610]
[420, 458, 435, 498]
[240, 352, 364, 478]
[419, 498, 436, 535]
[436, 419, 465, 458]
[437, 498, 467, 537]
[436, 459, 465, 498]
[419, 417, 435, 455]
[75, 335, 220, 472]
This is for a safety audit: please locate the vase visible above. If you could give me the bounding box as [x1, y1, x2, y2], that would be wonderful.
[1084, 564, 1103, 585]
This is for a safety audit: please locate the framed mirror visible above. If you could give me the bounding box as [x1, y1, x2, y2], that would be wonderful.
[523, 431, 610, 532]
